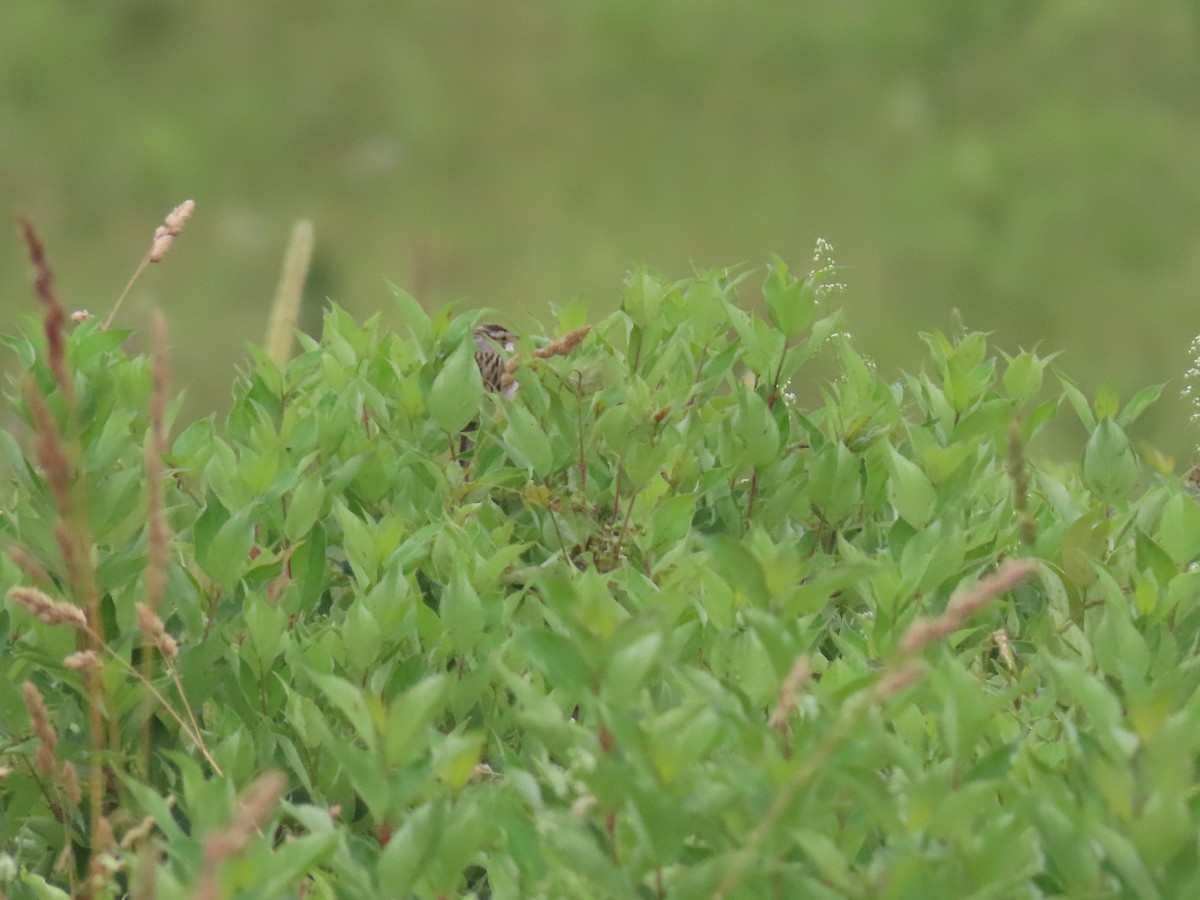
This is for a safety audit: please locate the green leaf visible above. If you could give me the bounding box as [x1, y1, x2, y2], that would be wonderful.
[0, 330, 36, 369]
[699, 534, 770, 607]
[836, 335, 878, 402]
[1157, 494, 1200, 564]
[1117, 383, 1164, 428]
[291, 522, 328, 610]
[1092, 569, 1150, 682]
[1082, 419, 1137, 503]
[1135, 529, 1177, 584]
[385, 674, 448, 767]
[432, 731, 484, 791]
[89, 467, 143, 536]
[556, 296, 590, 333]
[885, 445, 937, 529]
[1002, 351, 1045, 402]
[503, 402, 553, 476]
[310, 672, 379, 754]
[794, 830, 852, 893]
[733, 386, 781, 467]
[650, 493, 696, 549]
[762, 254, 816, 337]
[13, 872, 72, 900]
[1042, 657, 1137, 761]
[429, 334, 484, 433]
[245, 594, 288, 667]
[389, 281, 433, 346]
[334, 499, 377, 586]
[1060, 511, 1109, 588]
[518, 629, 592, 694]
[378, 802, 442, 888]
[70, 323, 134, 367]
[441, 568, 483, 654]
[602, 632, 662, 705]
[1058, 375, 1097, 431]
[284, 474, 325, 542]
[1094, 383, 1120, 421]
[807, 441, 862, 521]
[950, 398, 1009, 444]
[253, 833, 340, 897]
[900, 519, 965, 596]
[622, 266, 666, 327]
[343, 599, 383, 674]
[428, 799, 488, 890]
[200, 507, 254, 589]
[1090, 824, 1160, 899]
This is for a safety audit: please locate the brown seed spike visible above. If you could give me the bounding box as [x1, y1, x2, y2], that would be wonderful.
[8, 586, 88, 630]
[533, 324, 592, 359]
[148, 199, 196, 263]
[194, 771, 286, 900]
[22, 681, 58, 775]
[17, 218, 73, 404]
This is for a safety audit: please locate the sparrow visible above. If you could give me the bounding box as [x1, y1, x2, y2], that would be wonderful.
[460, 323, 519, 462]
[474, 323, 519, 397]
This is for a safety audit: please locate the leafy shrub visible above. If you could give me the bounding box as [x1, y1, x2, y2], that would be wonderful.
[1, 249, 1198, 898]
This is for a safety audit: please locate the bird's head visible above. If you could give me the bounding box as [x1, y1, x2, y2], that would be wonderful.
[474, 323, 519, 353]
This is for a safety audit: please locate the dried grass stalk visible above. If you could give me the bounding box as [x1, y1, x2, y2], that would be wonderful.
[8, 544, 53, 587]
[873, 660, 927, 701]
[145, 311, 171, 614]
[1007, 419, 1037, 544]
[194, 771, 286, 900]
[898, 558, 1038, 656]
[769, 655, 812, 731]
[136, 603, 179, 660]
[265, 219, 314, 366]
[61, 761, 82, 805]
[105, 199, 196, 329]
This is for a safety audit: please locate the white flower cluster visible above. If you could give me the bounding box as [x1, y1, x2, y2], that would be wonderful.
[810, 237, 847, 300]
[1184, 334, 1200, 425]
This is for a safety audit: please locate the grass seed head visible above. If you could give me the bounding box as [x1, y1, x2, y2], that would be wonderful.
[136, 603, 179, 660]
[148, 199, 196, 263]
[8, 586, 88, 630]
[534, 324, 591, 359]
[22, 681, 58, 774]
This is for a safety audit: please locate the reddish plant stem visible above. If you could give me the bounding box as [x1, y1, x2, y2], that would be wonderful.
[576, 372, 588, 494]
[746, 467, 759, 525]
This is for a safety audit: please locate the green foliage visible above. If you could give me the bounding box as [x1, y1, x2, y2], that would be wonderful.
[2, 259, 1200, 898]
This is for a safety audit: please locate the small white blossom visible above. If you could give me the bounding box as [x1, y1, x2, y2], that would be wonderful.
[809, 237, 847, 302]
[1184, 330, 1200, 454]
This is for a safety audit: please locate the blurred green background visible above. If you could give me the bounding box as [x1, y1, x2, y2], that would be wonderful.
[4, 1, 1200, 457]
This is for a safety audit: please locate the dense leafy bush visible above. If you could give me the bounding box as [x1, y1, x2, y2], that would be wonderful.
[2, 254, 1199, 898]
